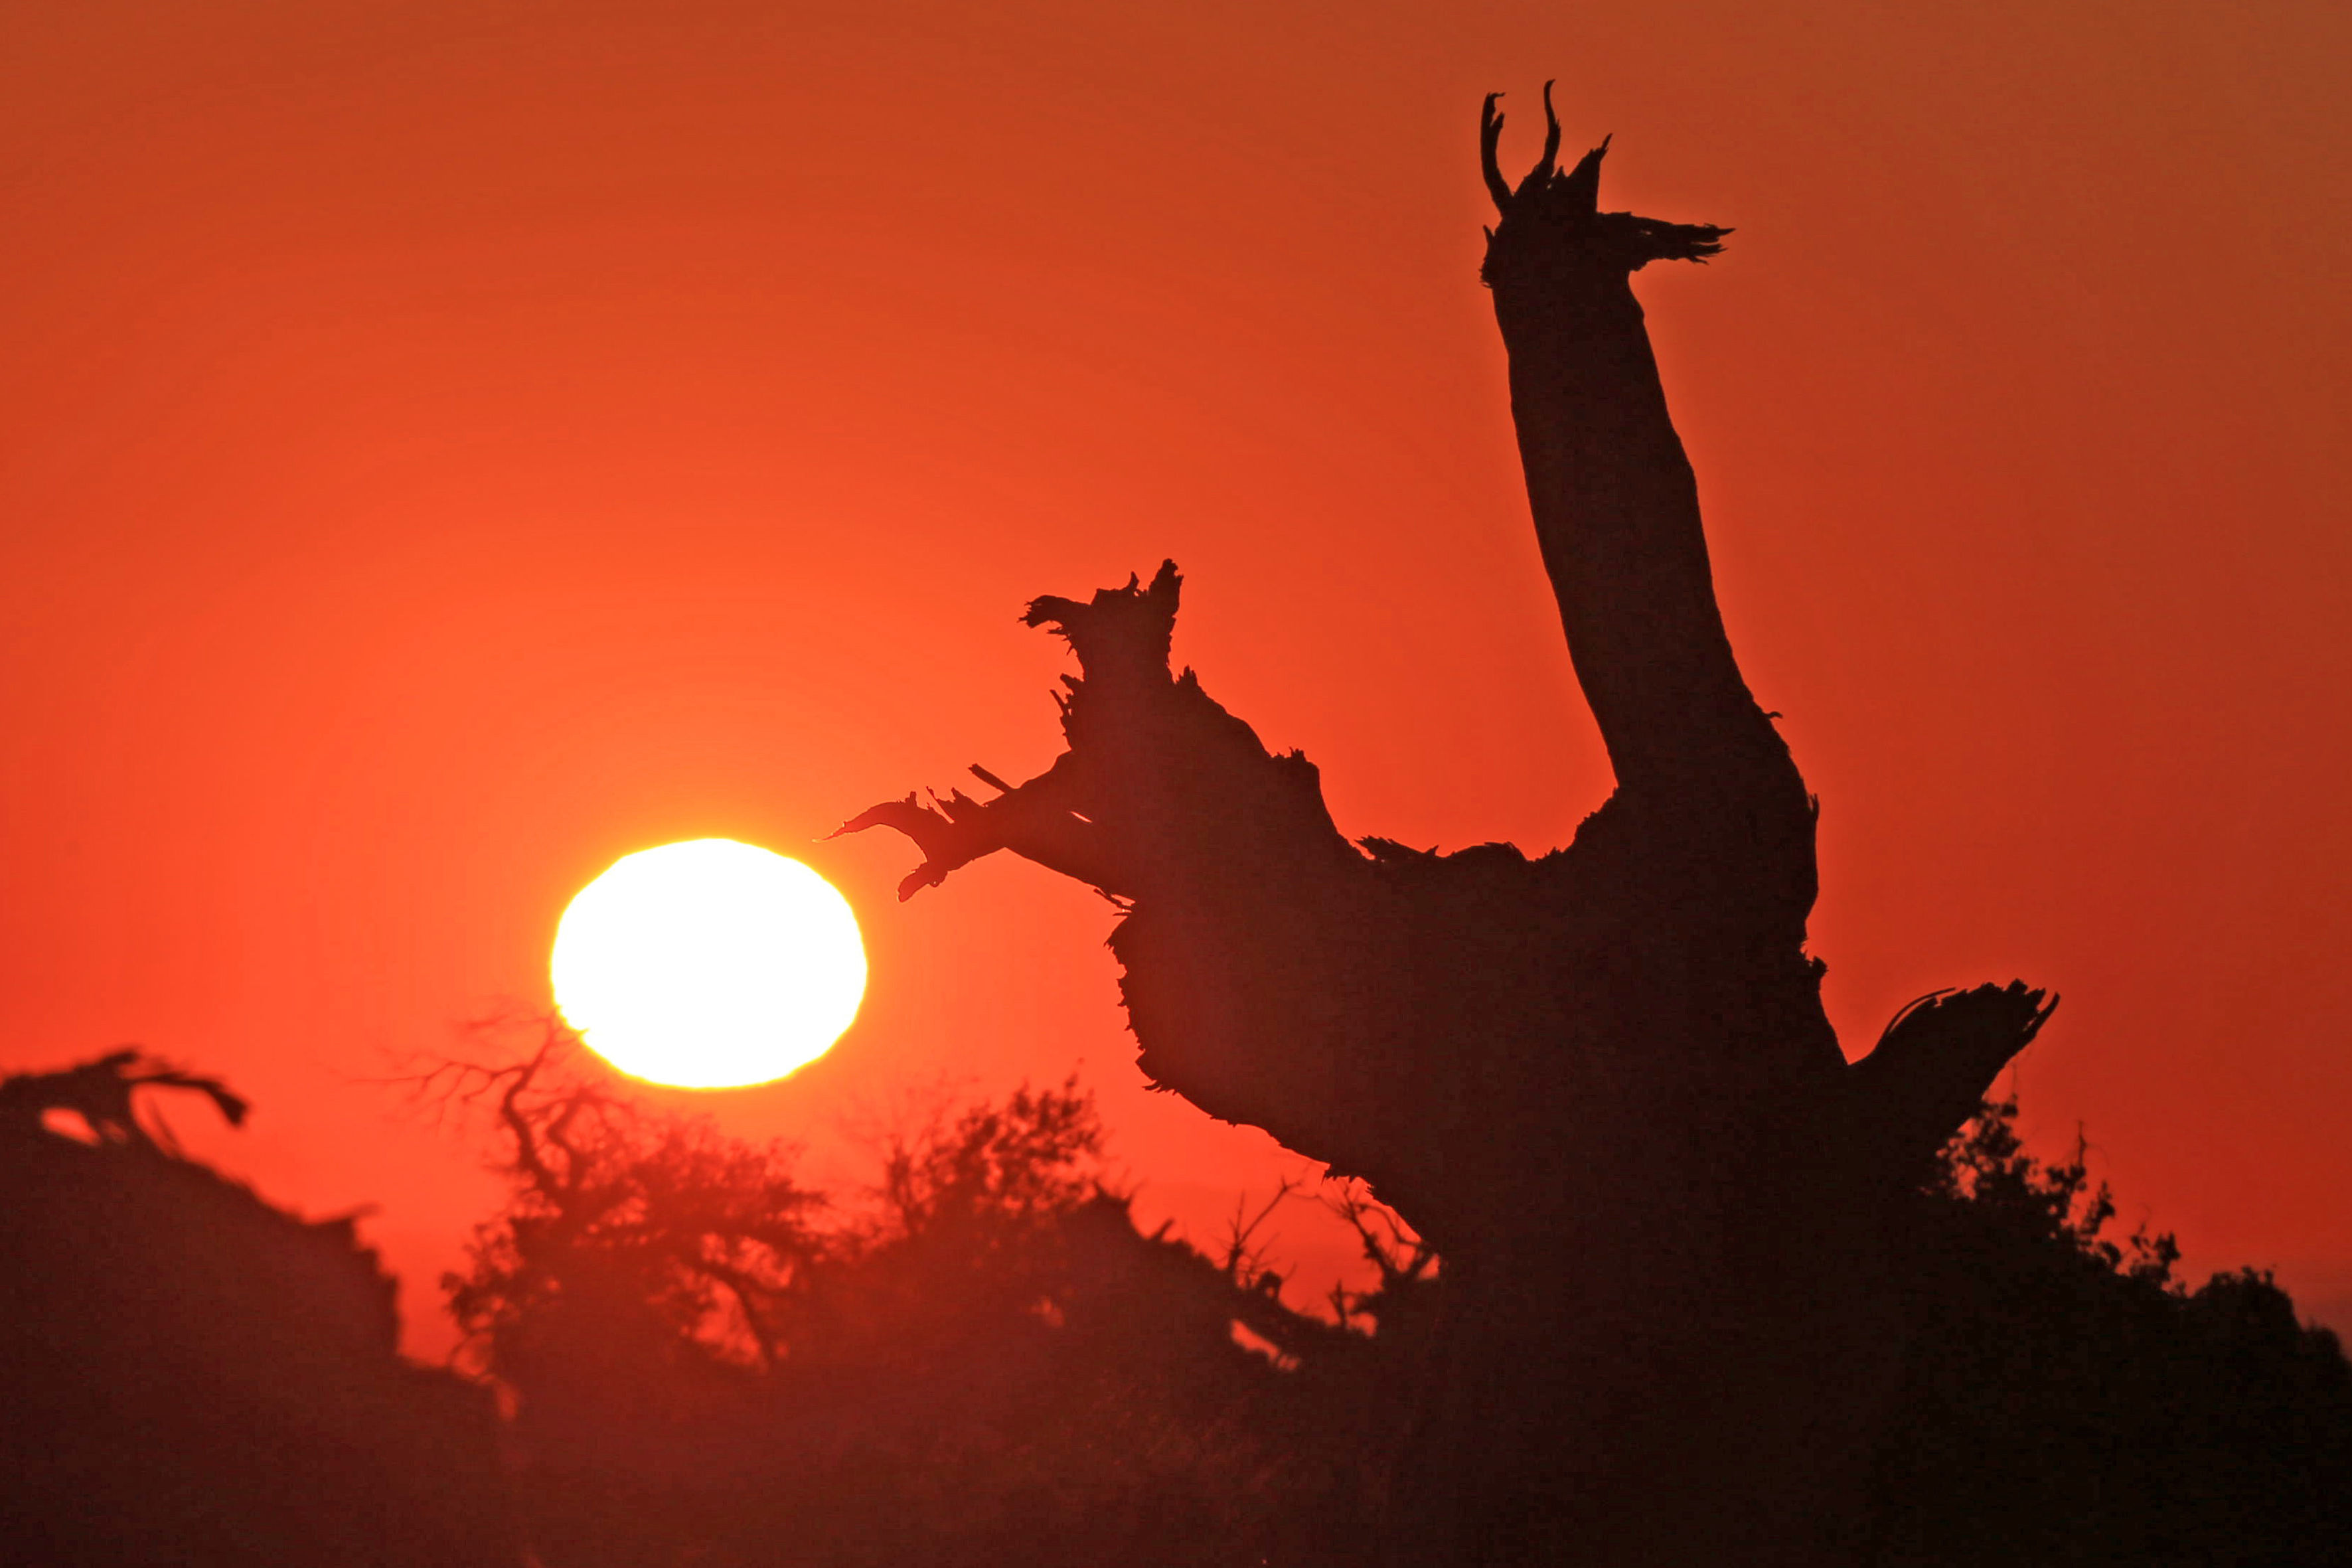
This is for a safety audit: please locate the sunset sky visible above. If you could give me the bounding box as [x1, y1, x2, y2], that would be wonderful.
[3, 1, 2346, 1352]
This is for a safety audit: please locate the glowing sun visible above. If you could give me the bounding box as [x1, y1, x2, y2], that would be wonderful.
[551, 838, 866, 1089]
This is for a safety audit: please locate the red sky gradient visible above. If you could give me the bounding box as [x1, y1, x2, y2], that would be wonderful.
[3, 2, 2347, 1354]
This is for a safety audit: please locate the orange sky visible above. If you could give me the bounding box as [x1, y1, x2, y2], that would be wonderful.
[3, 1, 2347, 1354]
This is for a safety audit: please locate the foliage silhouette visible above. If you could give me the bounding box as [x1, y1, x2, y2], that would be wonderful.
[0, 1051, 516, 1567]
[443, 1038, 2350, 1567]
[10, 1044, 2336, 1565]
[435, 1028, 827, 1375]
[439, 1028, 1413, 1567]
[1867, 1097, 2352, 1565]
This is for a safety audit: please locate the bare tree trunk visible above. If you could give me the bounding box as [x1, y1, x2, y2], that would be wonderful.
[844, 88, 2053, 1567]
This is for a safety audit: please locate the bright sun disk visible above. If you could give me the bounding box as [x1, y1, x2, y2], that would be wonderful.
[551, 838, 866, 1089]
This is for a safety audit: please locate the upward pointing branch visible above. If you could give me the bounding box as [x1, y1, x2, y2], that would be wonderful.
[1480, 96, 1812, 953]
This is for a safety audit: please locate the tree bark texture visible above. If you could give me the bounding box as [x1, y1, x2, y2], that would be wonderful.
[844, 88, 2054, 1567]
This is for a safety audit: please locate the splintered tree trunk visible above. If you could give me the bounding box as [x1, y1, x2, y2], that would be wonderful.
[844, 89, 2053, 1568]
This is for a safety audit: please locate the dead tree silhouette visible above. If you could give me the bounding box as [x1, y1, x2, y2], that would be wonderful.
[0, 1048, 249, 1150]
[844, 87, 2055, 1567]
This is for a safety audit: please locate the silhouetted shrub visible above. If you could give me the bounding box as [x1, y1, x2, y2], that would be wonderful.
[1867, 1097, 2352, 1565]
[441, 1032, 1414, 1567]
[441, 1034, 2351, 1567]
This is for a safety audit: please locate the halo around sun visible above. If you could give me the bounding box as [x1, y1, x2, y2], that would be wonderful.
[550, 838, 866, 1089]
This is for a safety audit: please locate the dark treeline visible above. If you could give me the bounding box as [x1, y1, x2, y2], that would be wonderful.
[427, 1028, 1415, 1568]
[1, 1042, 2346, 1566]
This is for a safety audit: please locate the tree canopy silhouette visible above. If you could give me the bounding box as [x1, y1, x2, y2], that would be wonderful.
[435, 1034, 2349, 1567]
[437, 1028, 1411, 1568]
[844, 86, 2057, 1564]
[1867, 1095, 2352, 1565]
[12, 1042, 2337, 1566]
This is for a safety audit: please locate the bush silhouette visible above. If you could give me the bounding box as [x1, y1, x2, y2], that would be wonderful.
[7, 1042, 2343, 1565]
[439, 1030, 1415, 1567]
[12, 1041, 2339, 1567]
[1868, 1097, 2352, 1565]
[441, 1032, 2352, 1567]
